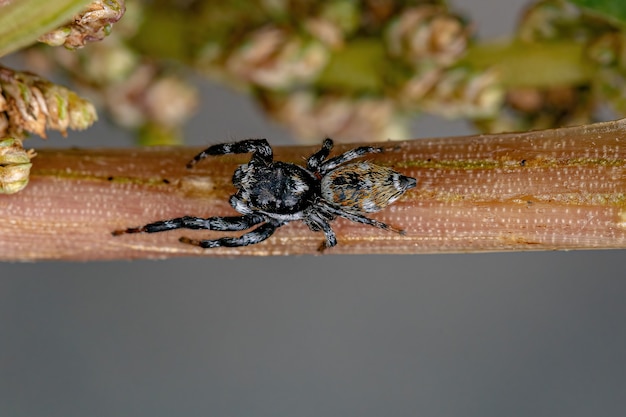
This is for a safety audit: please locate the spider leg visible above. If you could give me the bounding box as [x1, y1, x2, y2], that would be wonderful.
[306, 138, 333, 172]
[319, 145, 383, 174]
[180, 221, 280, 248]
[186, 139, 273, 168]
[316, 219, 337, 251]
[303, 210, 338, 250]
[320, 202, 405, 234]
[229, 195, 254, 215]
[112, 214, 265, 235]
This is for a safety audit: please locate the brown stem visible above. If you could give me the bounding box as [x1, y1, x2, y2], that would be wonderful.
[3, 119, 626, 260]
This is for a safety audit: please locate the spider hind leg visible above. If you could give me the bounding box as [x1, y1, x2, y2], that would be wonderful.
[303, 210, 338, 251]
[318, 145, 383, 174]
[320, 202, 405, 234]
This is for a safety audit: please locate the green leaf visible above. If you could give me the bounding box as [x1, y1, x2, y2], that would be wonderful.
[569, 0, 626, 25]
[0, 0, 91, 57]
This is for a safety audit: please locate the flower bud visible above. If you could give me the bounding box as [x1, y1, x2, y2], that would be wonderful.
[0, 138, 34, 194]
[38, 0, 126, 49]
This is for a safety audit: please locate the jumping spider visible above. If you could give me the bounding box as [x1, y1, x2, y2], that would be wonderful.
[113, 138, 416, 250]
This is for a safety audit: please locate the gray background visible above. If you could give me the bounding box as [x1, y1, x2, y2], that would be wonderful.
[2, 1, 626, 416]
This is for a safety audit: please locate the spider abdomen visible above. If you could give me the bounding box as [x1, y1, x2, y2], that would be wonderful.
[321, 162, 416, 213]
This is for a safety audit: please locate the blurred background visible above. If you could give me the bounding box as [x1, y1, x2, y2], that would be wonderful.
[2, 0, 626, 416]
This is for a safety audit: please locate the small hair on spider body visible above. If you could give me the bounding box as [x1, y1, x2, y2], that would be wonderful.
[113, 138, 416, 250]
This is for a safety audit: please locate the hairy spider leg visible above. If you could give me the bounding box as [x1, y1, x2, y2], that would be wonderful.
[186, 138, 273, 169]
[319, 201, 405, 234]
[111, 214, 266, 236]
[306, 137, 334, 172]
[303, 210, 338, 249]
[318, 145, 383, 174]
[179, 221, 281, 248]
[316, 220, 337, 250]
[229, 195, 255, 215]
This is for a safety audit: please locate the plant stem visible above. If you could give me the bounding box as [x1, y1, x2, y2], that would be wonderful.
[463, 41, 594, 88]
[3, 119, 626, 260]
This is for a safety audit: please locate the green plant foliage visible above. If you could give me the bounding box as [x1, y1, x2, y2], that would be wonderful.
[0, 0, 91, 57]
[570, 0, 626, 25]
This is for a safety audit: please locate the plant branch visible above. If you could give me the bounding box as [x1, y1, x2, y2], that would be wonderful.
[462, 41, 593, 88]
[3, 119, 626, 260]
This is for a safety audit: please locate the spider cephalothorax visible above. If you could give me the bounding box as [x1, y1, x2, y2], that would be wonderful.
[113, 138, 416, 250]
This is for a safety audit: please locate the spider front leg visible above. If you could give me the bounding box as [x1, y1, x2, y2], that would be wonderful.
[186, 138, 273, 168]
[306, 137, 333, 172]
[180, 221, 280, 248]
[112, 214, 265, 235]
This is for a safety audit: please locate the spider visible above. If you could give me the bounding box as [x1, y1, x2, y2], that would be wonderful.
[113, 138, 416, 250]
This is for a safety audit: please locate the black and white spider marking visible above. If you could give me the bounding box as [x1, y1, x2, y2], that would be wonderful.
[113, 138, 416, 250]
